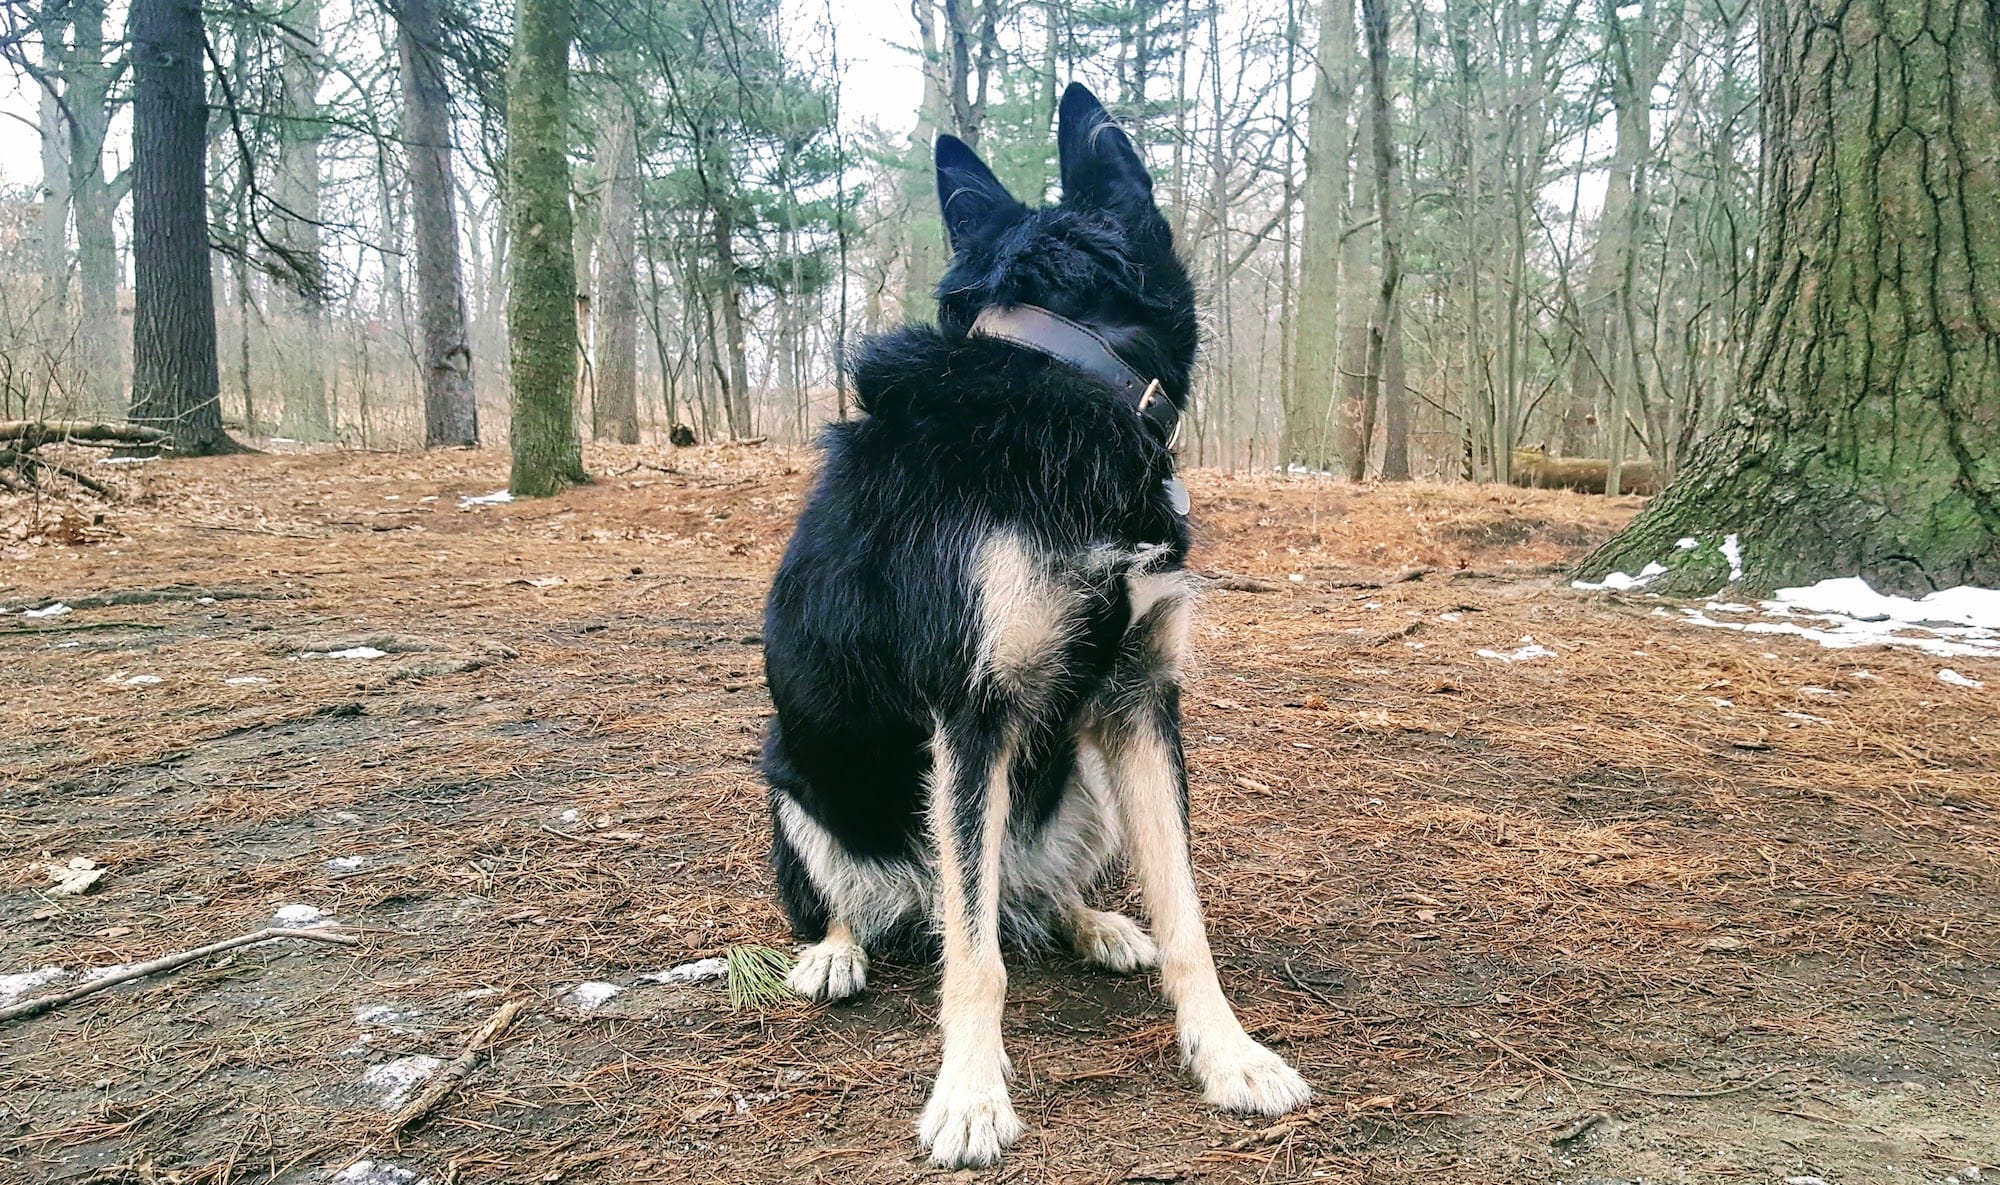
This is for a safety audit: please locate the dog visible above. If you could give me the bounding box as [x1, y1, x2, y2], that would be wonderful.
[760, 83, 1309, 1168]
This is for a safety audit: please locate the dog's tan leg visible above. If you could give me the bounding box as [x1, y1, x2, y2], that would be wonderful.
[1092, 585, 1309, 1116]
[916, 721, 1023, 1168]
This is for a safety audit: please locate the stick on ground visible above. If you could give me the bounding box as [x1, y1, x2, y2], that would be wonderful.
[0, 926, 358, 1024]
[384, 997, 529, 1137]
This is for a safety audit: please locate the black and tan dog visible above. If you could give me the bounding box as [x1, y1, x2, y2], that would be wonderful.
[760, 83, 1309, 1167]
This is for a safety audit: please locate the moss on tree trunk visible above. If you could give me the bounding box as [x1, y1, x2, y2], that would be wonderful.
[505, 0, 586, 497]
[1582, 0, 2000, 596]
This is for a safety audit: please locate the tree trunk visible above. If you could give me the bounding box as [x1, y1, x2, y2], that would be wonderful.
[399, 0, 478, 447]
[712, 202, 752, 439]
[128, 0, 234, 455]
[1337, 107, 1376, 480]
[903, 0, 951, 322]
[1289, 0, 1353, 473]
[1582, 0, 2000, 595]
[273, 0, 330, 441]
[1359, 0, 1406, 482]
[37, 16, 71, 403]
[67, 0, 122, 418]
[505, 0, 586, 496]
[593, 92, 640, 444]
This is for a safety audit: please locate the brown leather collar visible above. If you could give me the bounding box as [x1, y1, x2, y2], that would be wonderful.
[968, 304, 1178, 442]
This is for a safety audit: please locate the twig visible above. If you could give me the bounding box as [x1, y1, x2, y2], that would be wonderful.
[0, 926, 359, 1024]
[0, 620, 167, 635]
[1485, 1036, 1783, 1099]
[384, 997, 529, 1136]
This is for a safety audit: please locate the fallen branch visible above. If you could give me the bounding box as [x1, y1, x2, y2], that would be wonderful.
[384, 997, 529, 1136]
[0, 926, 358, 1024]
[0, 421, 173, 448]
[0, 620, 167, 635]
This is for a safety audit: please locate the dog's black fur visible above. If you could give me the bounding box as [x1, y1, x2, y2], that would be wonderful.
[763, 85, 1196, 943]
[758, 85, 1306, 1166]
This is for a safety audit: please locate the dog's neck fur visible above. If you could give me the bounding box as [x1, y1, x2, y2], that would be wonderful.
[968, 305, 1179, 442]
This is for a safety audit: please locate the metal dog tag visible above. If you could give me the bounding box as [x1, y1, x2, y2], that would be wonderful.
[1163, 476, 1190, 517]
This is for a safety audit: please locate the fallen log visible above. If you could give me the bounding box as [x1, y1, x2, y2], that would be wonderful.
[1510, 449, 1657, 496]
[0, 421, 174, 449]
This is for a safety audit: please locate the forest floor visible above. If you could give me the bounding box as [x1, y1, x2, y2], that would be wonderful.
[1, 444, 1996, 1185]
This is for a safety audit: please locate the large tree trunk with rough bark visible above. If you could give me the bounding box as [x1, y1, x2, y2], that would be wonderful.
[274, 0, 331, 441]
[592, 92, 640, 445]
[1359, 0, 1407, 481]
[1581, 0, 2000, 595]
[505, 0, 586, 495]
[399, 0, 478, 447]
[1288, 0, 1353, 473]
[128, 0, 235, 455]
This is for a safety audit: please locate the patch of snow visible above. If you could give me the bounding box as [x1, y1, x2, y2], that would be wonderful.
[1938, 669, 1984, 690]
[270, 436, 298, 444]
[459, 489, 514, 508]
[225, 675, 270, 685]
[334, 1161, 430, 1185]
[1705, 602, 1755, 614]
[273, 903, 327, 926]
[0, 966, 67, 1004]
[1676, 575, 2000, 660]
[1477, 636, 1556, 663]
[565, 981, 624, 1010]
[558, 808, 581, 824]
[325, 855, 367, 871]
[1439, 612, 1462, 623]
[96, 455, 158, 465]
[196, 596, 216, 604]
[24, 602, 72, 618]
[354, 1004, 412, 1027]
[1287, 573, 1304, 583]
[318, 646, 387, 660]
[1676, 536, 1700, 550]
[1572, 561, 1667, 592]
[1721, 534, 1745, 582]
[639, 957, 728, 986]
[419, 495, 438, 503]
[1800, 686, 1848, 698]
[106, 673, 163, 686]
[1780, 711, 1829, 723]
[1707, 697, 1734, 708]
[359, 1056, 443, 1109]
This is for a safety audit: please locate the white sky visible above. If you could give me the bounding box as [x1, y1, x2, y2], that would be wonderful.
[0, 1, 927, 189]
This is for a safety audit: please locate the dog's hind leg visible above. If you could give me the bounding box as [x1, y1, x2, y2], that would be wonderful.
[1061, 899, 1158, 973]
[1089, 585, 1310, 1117]
[916, 714, 1025, 1168]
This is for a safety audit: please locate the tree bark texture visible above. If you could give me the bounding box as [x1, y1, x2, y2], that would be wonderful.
[505, 0, 586, 496]
[593, 94, 640, 444]
[400, 0, 478, 447]
[68, 0, 123, 417]
[1583, 0, 2000, 595]
[274, 0, 331, 441]
[1360, 0, 1407, 481]
[128, 0, 233, 455]
[1289, 0, 1354, 472]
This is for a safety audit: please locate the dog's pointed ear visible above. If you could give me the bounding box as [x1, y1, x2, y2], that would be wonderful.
[936, 134, 1019, 251]
[1057, 83, 1154, 209]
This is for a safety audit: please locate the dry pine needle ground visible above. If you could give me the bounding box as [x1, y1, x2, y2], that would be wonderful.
[1, 445, 1995, 1184]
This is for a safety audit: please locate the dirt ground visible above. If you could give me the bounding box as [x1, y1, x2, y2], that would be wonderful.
[2, 444, 1995, 1185]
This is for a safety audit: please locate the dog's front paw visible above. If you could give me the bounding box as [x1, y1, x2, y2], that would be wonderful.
[1069, 909, 1158, 974]
[785, 937, 869, 1002]
[918, 1072, 1024, 1168]
[1190, 1035, 1310, 1116]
